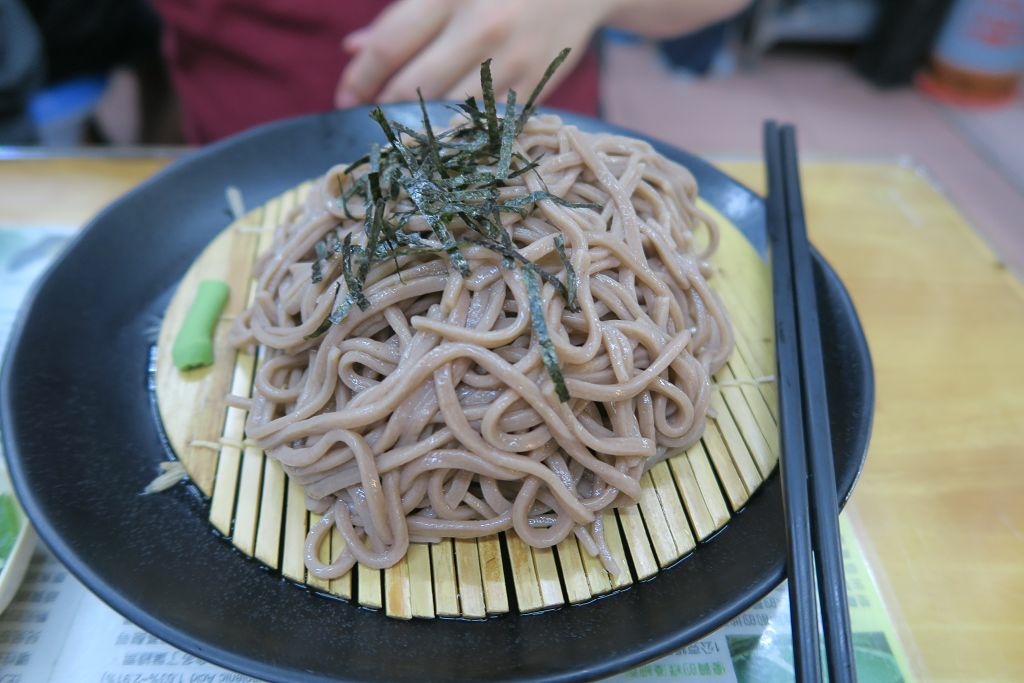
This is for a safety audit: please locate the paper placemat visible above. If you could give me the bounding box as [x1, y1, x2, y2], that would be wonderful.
[0, 520, 914, 682]
[0, 227, 916, 682]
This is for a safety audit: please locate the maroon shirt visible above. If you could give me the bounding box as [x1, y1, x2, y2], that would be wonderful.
[152, 0, 601, 144]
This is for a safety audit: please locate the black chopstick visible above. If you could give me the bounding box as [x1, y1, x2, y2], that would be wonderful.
[780, 124, 857, 683]
[764, 121, 857, 683]
[765, 121, 823, 683]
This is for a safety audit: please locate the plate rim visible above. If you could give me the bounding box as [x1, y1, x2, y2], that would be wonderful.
[1, 105, 873, 683]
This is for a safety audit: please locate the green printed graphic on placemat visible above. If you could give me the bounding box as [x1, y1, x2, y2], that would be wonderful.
[724, 517, 916, 683]
[728, 632, 903, 683]
[605, 515, 918, 682]
[0, 494, 20, 564]
[840, 516, 917, 681]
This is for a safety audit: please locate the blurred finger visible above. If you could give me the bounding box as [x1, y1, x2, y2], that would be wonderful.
[335, 0, 451, 106]
[376, 26, 489, 102]
[443, 69, 485, 104]
[341, 27, 371, 53]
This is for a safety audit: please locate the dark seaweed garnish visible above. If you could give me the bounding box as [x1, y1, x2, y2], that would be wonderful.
[308, 49, 594, 401]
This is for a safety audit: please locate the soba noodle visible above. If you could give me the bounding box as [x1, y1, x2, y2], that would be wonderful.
[229, 114, 733, 578]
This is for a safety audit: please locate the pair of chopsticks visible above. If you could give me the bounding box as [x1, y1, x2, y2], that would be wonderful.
[764, 121, 857, 683]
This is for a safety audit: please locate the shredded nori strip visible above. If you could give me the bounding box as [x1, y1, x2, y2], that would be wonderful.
[358, 199, 386, 286]
[481, 59, 500, 149]
[462, 232, 572, 305]
[369, 107, 415, 168]
[306, 283, 348, 339]
[343, 154, 371, 175]
[341, 233, 370, 310]
[309, 49, 593, 401]
[496, 89, 517, 179]
[499, 190, 599, 214]
[518, 47, 571, 133]
[524, 263, 569, 402]
[402, 174, 471, 276]
[553, 235, 578, 312]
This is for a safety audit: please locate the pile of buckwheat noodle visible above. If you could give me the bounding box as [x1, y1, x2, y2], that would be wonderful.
[228, 113, 733, 580]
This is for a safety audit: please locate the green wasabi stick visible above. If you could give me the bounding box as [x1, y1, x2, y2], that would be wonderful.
[172, 279, 230, 370]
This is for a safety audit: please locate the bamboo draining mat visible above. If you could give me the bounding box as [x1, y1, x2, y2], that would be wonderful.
[155, 181, 778, 620]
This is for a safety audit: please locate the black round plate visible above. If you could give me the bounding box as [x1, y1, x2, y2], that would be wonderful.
[1, 106, 873, 683]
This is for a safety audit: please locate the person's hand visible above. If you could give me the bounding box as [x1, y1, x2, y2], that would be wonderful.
[334, 0, 618, 108]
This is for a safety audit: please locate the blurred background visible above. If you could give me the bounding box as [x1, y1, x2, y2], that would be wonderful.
[1, 0, 1022, 270]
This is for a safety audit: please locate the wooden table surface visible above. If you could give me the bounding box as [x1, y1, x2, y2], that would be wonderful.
[3, 155, 1022, 682]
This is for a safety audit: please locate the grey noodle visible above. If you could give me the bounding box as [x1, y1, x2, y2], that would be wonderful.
[229, 115, 734, 580]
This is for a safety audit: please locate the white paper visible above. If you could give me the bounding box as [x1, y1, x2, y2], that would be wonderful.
[0, 551, 261, 683]
[0, 225, 76, 356]
[0, 533, 913, 683]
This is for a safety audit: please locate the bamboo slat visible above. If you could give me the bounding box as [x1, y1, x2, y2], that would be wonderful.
[358, 564, 383, 610]
[254, 458, 285, 569]
[328, 528, 352, 599]
[208, 437, 242, 537]
[668, 448, 716, 542]
[453, 539, 487, 619]
[636, 470, 679, 567]
[556, 537, 592, 604]
[617, 504, 659, 580]
[384, 558, 413, 620]
[709, 393, 763, 498]
[718, 366, 776, 477]
[479, 535, 509, 615]
[602, 512, 634, 589]
[282, 477, 308, 583]
[505, 533, 542, 612]
[407, 543, 436, 619]
[724, 351, 779, 448]
[689, 444, 734, 530]
[307, 512, 332, 593]
[578, 535, 613, 596]
[650, 462, 696, 559]
[700, 417, 750, 511]
[430, 540, 461, 617]
[231, 447, 264, 556]
[533, 546, 565, 609]
[155, 187, 779, 619]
